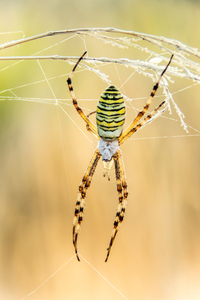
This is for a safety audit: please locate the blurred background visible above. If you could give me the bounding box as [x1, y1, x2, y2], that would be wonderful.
[0, 0, 200, 299]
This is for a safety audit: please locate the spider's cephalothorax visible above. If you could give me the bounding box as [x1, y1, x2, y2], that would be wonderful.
[67, 51, 173, 262]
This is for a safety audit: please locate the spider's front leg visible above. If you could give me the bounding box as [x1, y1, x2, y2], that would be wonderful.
[86, 111, 99, 138]
[73, 149, 101, 261]
[119, 54, 174, 145]
[67, 51, 98, 137]
[105, 150, 128, 262]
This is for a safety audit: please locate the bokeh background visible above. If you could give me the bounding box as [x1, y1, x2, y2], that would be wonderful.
[0, 0, 200, 299]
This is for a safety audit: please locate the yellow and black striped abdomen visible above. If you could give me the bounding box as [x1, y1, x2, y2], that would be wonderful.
[96, 85, 125, 141]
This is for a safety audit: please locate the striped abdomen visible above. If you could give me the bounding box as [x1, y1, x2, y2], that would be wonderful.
[96, 86, 125, 141]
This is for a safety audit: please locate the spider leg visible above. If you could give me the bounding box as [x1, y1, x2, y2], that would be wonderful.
[119, 54, 174, 145]
[119, 100, 166, 145]
[67, 52, 98, 136]
[103, 159, 114, 181]
[86, 111, 99, 138]
[73, 149, 101, 261]
[105, 150, 128, 262]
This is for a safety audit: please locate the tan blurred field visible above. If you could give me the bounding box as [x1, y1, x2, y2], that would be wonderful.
[0, 1, 200, 299]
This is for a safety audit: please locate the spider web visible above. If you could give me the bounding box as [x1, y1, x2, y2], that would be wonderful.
[1, 29, 200, 300]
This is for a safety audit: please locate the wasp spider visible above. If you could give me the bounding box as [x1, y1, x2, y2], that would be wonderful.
[67, 52, 173, 262]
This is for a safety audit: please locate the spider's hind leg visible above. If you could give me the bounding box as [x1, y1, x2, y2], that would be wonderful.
[73, 149, 101, 261]
[105, 150, 128, 262]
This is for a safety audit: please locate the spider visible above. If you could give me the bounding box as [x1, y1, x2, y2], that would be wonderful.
[67, 52, 173, 262]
